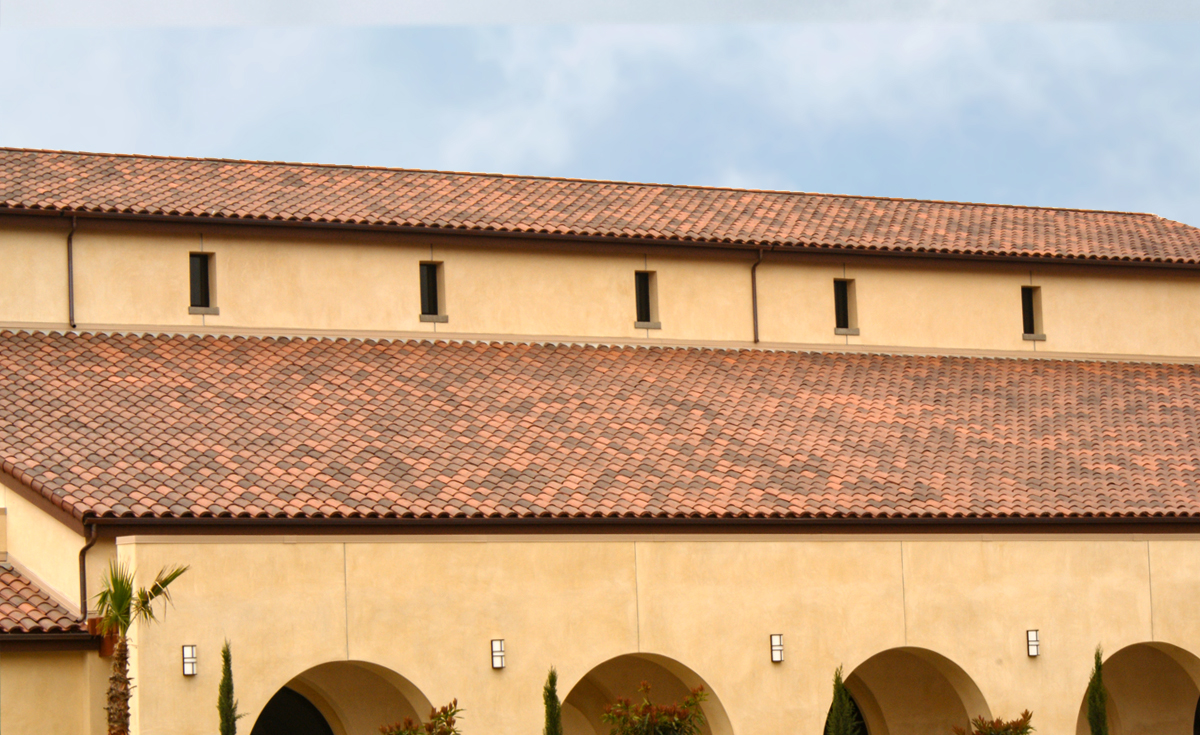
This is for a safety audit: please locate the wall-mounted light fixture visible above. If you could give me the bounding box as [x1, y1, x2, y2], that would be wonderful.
[1026, 630, 1040, 657]
[770, 634, 784, 663]
[182, 645, 198, 676]
[491, 639, 506, 669]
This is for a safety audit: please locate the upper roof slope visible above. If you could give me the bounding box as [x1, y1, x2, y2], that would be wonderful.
[3, 148, 1200, 265]
[3, 330, 1200, 524]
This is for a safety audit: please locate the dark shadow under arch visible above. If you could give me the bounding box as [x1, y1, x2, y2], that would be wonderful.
[250, 687, 335, 735]
[250, 660, 433, 735]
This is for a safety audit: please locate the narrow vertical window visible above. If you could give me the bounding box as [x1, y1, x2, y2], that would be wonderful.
[1022, 286, 1044, 340]
[420, 262, 447, 322]
[834, 279, 858, 334]
[188, 253, 216, 313]
[634, 271, 660, 329]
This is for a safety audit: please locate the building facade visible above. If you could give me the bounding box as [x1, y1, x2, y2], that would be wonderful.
[1, 148, 1200, 734]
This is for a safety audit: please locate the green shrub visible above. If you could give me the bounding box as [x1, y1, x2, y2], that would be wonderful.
[1086, 647, 1108, 735]
[543, 667, 563, 735]
[825, 666, 863, 735]
[217, 640, 245, 735]
[379, 700, 462, 735]
[601, 682, 707, 735]
[951, 710, 1033, 735]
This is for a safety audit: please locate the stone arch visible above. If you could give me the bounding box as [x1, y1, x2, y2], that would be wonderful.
[842, 647, 991, 735]
[249, 660, 433, 735]
[1074, 642, 1200, 735]
[562, 653, 734, 735]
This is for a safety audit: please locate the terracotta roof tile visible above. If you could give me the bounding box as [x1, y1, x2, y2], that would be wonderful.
[0, 563, 83, 634]
[3, 148, 1199, 264]
[1, 331, 1200, 522]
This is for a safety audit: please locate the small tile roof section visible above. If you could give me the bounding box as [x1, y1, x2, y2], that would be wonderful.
[3, 148, 1200, 265]
[3, 331, 1200, 522]
[0, 563, 83, 634]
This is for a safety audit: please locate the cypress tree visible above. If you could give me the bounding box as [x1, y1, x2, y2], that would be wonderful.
[218, 640, 244, 735]
[543, 667, 563, 735]
[1086, 647, 1108, 735]
[825, 666, 862, 735]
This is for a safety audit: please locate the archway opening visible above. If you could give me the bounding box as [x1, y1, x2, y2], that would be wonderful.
[562, 653, 734, 735]
[1074, 642, 1200, 735]
[843, 647, 990, 735]
[250, 661, 432, 735]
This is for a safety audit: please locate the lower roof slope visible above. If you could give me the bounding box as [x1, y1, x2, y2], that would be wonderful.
[0, 563, 83, 634]
[1, 330, 1200, 523]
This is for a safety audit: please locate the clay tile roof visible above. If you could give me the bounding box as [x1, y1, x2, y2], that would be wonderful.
[3, 148, 1200, 264]
[3, 330, 1200, 523]
[0, 563, 83, 634]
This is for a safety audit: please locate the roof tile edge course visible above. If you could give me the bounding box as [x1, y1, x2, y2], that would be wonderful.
[4, 330, 1200, 524]
[3, 148, 1198, 265]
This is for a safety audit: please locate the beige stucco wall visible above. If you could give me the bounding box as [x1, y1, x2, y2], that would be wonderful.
[0, 480, 117, 617]
[2, 485, 84, 611]
[0, 650, 107, 735]
[101, 533, 1200, 735]
[6, 220, 1200, 359]
[0, 225, 69, 326]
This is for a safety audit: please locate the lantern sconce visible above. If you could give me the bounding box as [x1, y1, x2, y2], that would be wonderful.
[182, 645, 198, 676]
[1026, 630, 1040, 657]
[770, 634, 784, 663]
[491, 639, 506, 669]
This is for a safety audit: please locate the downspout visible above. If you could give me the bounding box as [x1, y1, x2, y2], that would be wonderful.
[66, 216, 77, 329]
[750, 248, 766, 344]
[77, 523, 97, 623]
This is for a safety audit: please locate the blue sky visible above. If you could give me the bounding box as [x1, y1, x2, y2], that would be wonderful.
[2, 12, 1199, 225]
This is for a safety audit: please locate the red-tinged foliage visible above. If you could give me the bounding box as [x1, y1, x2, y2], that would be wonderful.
[951, 710, 1034, 735]
[601, 682, 708, 735]
[379, 700, 462, 735]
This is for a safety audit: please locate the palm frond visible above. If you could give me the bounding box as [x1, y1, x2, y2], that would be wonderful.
[133, 564, 190, 624]
[94, 560, 136, 636]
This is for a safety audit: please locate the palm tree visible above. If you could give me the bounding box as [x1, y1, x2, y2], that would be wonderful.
[94, 559, 188, 735]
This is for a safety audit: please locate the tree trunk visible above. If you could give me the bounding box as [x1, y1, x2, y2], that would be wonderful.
[107, 634, 133, 735]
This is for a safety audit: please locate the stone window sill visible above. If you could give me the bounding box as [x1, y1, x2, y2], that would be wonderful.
[420, 314, 449, 323]
[1023, 333, 1047, 341]
[635, 321, 662, 330]
[834, 327, 860, 336]
[188, 306, 219, 315]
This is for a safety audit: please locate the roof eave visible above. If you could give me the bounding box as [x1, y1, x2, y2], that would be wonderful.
[4, 206, 1200, 272]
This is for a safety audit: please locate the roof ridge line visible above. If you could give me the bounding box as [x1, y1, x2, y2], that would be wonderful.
[0, 146, 1164, 220]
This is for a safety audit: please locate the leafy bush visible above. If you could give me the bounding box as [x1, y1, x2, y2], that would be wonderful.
[379, 700, 462, 735]
[951, 710, 1033, 735]
[601, 682, 708, 735]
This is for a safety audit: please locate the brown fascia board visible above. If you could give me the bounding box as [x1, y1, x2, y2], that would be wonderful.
[5, 206, 1200, 274]
[0, 632, 100, 652]
[85, 513, 1200, 537]
[0, 465, 86, 535]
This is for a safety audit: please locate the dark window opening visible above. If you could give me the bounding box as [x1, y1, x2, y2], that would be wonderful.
[834, 280, 850, 330]
[635, 271, 652, 323]
[189, 253, 211, 309]
[1022, 286, 1041, 336]
[420, 262, 441, 316]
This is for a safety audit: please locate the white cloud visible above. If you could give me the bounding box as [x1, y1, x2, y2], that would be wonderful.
[4, 0, 1200, 26]
[0, 24, 1197, 223]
